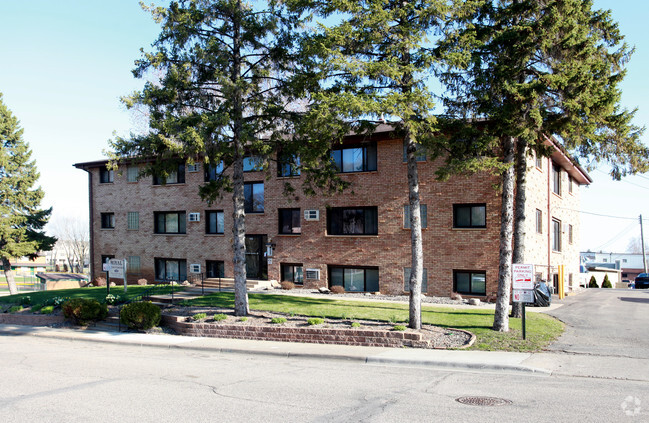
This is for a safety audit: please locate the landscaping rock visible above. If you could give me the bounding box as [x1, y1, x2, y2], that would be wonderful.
[318, 287, 330, 294]
[469, 298, 481, 306]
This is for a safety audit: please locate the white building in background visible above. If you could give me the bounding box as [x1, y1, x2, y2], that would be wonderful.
[580, 251, 648, 282]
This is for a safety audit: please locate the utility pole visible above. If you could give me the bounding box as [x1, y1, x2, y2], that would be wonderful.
[641, 214, 647, 274]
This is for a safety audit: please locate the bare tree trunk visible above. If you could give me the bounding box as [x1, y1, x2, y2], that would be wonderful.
[511, 137, 528, 319]
[2, 257, 18, 295]
[231, 0, 249, 316]
[493, 136, 516, 332]
[406, 129, 423, 330]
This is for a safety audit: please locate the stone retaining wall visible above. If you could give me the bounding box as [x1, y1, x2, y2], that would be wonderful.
[162, 315, 429, 348]
[0, 314, 65, 326]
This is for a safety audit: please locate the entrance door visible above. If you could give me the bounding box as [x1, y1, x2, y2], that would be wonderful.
[245, 235, 267, 280]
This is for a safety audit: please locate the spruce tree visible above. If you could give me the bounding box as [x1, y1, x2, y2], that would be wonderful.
[0, 93, 56, 295]
[437, 0, 648, 331]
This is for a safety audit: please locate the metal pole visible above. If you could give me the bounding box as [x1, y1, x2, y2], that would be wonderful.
[106, 270, 110, 296]
[522, 303, 526, 340]
[201, 273, 204, 296]
[641, 215, 647, 273]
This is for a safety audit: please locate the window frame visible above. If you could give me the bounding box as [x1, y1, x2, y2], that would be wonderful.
[154, 257, 187, 282]
[154, 211, 187, 234]
[403, 267, 428, 293]
[244, 182, 264, 213]
[204, 162, 224, 182]
[99, 167, 114, 183]
[205, 210, 225, 234]
[281, 263, 304, 285]
[127, 212, 139, 230]
[551, 218, 562, 252]
[243, 156, 264, 172]
[100, 213, 115, 229]
[126, 166, 139, 183]
[453, 270, 487, 296]
[402, 139, 427, 162]
[403, 204, 428, 229]
[327, 206, 378, 236]
[330, 142, 377, 173]
[127, 256, 141, 274]
[277, 153, 301, 177]
[552, 163, 561, 196]
[453, 204, 487, 229]
[152, 164, 185, 185]
[568, 224, 573, 244]
[329, 265, 379, 292]
[535, 209, 543, 234]
[278, 208, 301, 235]
[206, 260, 225, 278]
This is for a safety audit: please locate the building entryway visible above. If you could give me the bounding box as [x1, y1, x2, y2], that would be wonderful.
[245, 235, 268, 280]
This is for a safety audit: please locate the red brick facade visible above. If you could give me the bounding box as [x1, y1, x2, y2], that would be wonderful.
[75, 133, 590, 298]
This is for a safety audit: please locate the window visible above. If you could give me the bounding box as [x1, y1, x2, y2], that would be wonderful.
[279, 208, 301, 234]
[153, 164, 185, 185]
[535, 153, 542, 169]
[552, 163, 561, 195]
[128, 256, 141, 273]
[568, 224, 573, 244]
[278, 154, 301, 177]
[403, 267, 428, 292]
[101, 255, 115, 267]
[244, 182, 264, 213]
[331, 142, 377, 173]
[623, 259, 628, 263]
[154, 212, 186, 234]
[327, 207, 378, 235]
[568, 175, 574, 194]
[154, 258, 187, 282]
[99, 166, 113, 183]
[126, 166, 139, 183]
[243, 156, 264, 172]
[551, 218, 561, 251]
[536, 209, 542, 234]
[127, 212, 139, 230]
[206, 260, 225, 278]
[204, 162, 224, 182]
[205, 211, 224, 234]
[453, 270, 486, 296]
[329, 266, 379, 292]
[453, 204, 486, 228]
[100, 213, 114, 229]
[403, 204, 428, 229]
[281, 264, 304, 284]
[403, 139, 427, 162]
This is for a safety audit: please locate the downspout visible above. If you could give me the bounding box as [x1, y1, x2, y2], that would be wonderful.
[82, 167, 94, 284]
[547, 156, 551, 281]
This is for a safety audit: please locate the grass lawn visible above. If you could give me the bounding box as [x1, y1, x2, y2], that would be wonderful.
[0, 285, 182, 306]
[183, 293, 564, 352]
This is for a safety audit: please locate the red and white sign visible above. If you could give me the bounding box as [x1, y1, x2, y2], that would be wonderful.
[512, 263, 534, 290]
[513, 289, 534, 303]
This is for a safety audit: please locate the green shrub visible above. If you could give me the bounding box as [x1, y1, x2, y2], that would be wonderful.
[20, 296, 31, 306]
[8, 305, 23, 313]
[213, 313, 228, 321]
[351, 322, 361, 328]
[307, 317, 324, 326]
[192, 313, 207, 321]
[40, 305, 55, 315]
[239, 317, 248, 322]
[392, 325, 407, 331]
[602, 274, 613, 288]
[62, 298, 108, 325]
[270, 317, 287, 324]
[31, 304, 43, 313]
[120, 302, 161, 330]
[588, 276, 599, 288]
[105, 294, 122, 305]
[47, 296, 68, 307]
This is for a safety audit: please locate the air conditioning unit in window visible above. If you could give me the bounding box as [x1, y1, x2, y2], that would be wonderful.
[188, 212, 201, 222]
[304, 209, 319, 221]
[189, 264, 201, 273]
[305, 268, 320, 280]
[187, 163, 200, 172]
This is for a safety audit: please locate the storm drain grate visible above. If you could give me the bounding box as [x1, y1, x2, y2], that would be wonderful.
[455, 396, 513, 407]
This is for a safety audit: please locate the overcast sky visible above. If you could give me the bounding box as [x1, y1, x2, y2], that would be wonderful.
[0, 0, 648, 253]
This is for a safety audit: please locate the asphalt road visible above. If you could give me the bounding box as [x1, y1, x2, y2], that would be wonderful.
[547, 288, 649, 359]
[0, 335, 647, 422]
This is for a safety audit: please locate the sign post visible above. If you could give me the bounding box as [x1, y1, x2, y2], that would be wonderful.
[512, 264, 535, 340]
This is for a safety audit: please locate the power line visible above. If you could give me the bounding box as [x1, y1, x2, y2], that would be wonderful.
[593, 169, 649, 191]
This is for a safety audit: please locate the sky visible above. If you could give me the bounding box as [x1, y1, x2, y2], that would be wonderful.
[0, 0, 648, 253]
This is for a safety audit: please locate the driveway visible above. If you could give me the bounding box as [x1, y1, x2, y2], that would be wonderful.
[547, 288, 649, 359]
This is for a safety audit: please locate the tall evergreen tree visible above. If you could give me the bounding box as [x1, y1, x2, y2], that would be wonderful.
[0, 93, 56, 295]
[110, 0, 334, 316]
[293, 0, 447, 329]
[437, 0, 648, 331]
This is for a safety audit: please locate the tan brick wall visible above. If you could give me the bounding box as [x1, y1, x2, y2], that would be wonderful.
[84, 137, 583, 297]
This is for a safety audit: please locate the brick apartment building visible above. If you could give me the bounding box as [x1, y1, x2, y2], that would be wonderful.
[74, 127, 590, 298]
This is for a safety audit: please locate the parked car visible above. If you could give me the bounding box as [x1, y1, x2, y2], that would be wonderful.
[634, 273, 649, 289]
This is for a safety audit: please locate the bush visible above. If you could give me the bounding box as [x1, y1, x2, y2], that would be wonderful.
[94, 277, 107, 287]
[602, 274, 613, 288]
[105, 294, 122, 305]
[192, 313, 207, 321]
[62, 298, 108, 325]
[47, 296, 68, 307]
[270, 317, 287, 324]
[8, 305, 23, 313]
[20, 296, 31, 306]
[307, 318, 324, 326]
[280, 281, 295, 290]
[392, 325, 407, 331]
[31, 304, 43, 313]
[330, 285, 345, 294]
[213, 313, 227, 321]
[137, 278, 148, 286]
[40, 305, 55, 315]
[351, 322, 361, 328]
[239, 317, 248, 322]
[588, 276, 599, 288]
[120, 302, 161, 330]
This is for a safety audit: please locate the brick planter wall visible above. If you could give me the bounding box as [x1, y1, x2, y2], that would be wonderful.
[162, 315, 429, 348]
[0, 314, 65, 326]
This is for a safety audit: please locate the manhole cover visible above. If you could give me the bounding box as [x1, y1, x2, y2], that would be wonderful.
[455, 396, 513, 407]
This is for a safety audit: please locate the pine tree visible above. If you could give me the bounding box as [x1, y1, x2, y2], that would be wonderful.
[437, 0, 648, 331]
[588, 275, 598, 288]
[0, 93, 56, 295]
[602, 274, 612, 288]
[294, 0, 447, 330]
[110, 0, 332, 316]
